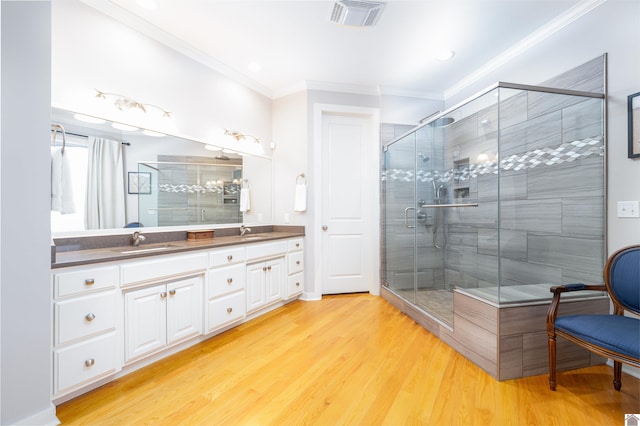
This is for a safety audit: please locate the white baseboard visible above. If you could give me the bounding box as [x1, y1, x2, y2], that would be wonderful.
[14, 403, 59, 426]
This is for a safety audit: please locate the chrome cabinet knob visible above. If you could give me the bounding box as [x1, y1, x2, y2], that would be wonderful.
[85, 358, 95, 367]
[227, 278, 233, 284]
[267, 266, 272, 271]
[296, 282, 300, 287]
[226, 307, 233, 313]
[160, 292, 167, 299]
[169, 289, 176, 296]
[296, 261, 300, 265]
[322, 225, 328, 231]
[85, 313, 96, 322]
[296, 243, 300, 247]
[85, 278, 95, 286]
[263, 266, 267, 271]
[227, 255, 233, 261]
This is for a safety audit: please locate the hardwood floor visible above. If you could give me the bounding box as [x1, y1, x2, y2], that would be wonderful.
[57, 294, 639, 425]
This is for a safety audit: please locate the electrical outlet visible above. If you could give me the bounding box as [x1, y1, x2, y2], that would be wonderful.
[283, 213, 290, 223]
[617, 201, 640, 218]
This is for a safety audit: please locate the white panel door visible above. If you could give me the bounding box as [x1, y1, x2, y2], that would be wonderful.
[125, 285, 166, 361]
[321, 113, 373, 294]
[167, 276, 203, 344]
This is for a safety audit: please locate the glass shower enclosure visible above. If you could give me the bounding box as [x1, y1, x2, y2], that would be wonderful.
[382, 82, 605, 327]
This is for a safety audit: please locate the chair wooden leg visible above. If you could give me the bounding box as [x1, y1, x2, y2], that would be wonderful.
[548, 335, 557, 391]
[613, 360, 622, 391]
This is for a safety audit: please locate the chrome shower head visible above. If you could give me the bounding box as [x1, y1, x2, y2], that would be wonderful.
[418, 153, 430, 162]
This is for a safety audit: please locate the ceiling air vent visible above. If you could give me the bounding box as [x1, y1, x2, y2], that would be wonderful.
[329, 0, 386, 27]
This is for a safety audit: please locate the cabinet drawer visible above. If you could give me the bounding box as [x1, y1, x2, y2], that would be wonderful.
[206, 292, 245, 333]
[55, 291, 117, 346]
[246, 241, 288, 261]
[54, 265, 118, 298]
[288, 238, 303, 252]
[54, 331, 119, 395]
[288, 251, 304, 275]
[121, 252, 208, 286]
[287, 272, 304, 299]
[208, 264, 246, 298]
[210, 246, 246, 268]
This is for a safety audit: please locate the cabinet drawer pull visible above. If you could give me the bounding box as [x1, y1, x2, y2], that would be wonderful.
[296, 261, 301, 265]
[227, 255, 233, 261]
[84, 278, 95, 286]
[296, 243, 300, 248]
[267, 266, 272, 271]
[85, 358, 95, 367]
[169, 289, 176, 296]
[85, 313, 96, 322]
[227, 278, 233, 284]
[263, 266, 267, 271]
[226, 307, 233, 314]
[160, 292, 167, 299]
[296, 282, 300, 287]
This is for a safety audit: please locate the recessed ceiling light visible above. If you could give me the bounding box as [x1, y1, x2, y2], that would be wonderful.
[248, 62, 261, 73]
[112, 122, 139, 131]
[74, 113, 106, 124]
[436, 50, 455, 61]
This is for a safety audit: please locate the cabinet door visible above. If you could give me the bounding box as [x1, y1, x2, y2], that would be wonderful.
[246, 263, 266, 312]
[167, 276, 203, 344]
[266, 258, 284, 303]
[125, 286, 167, 362]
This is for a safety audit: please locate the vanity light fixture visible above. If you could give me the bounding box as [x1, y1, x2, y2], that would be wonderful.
[224, 128, 260, 144]
[95, 89, 171, 118]
[204, 145, 221, 152]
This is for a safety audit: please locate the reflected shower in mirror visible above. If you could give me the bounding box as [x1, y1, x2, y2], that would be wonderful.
[50, 108, 272, 235]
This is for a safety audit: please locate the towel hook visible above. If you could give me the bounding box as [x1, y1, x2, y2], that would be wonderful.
[51, 123, 67, 154]
[296, 173, 306, 184]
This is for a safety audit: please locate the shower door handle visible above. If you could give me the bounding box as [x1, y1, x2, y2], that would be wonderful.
[419, 203, 479, 208]
[404, 207, 416, 229]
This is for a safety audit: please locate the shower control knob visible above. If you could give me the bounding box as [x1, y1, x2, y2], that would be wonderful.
[322, 225, 328, 231]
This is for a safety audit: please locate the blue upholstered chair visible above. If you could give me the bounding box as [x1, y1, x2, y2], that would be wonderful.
[546, 244, 640, 391]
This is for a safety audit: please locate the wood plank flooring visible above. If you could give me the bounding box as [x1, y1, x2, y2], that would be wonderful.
[57, 294, 640, 425]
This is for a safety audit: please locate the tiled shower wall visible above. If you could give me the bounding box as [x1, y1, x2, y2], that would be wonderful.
[154, 155, 242, 226]
[381, 55, 606, 298]
[443, 91, 604, 290]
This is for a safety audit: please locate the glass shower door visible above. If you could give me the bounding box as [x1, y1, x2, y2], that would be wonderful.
[382, 132, 417, 303]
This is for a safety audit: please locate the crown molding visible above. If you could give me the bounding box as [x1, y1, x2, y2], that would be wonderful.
[80, 0, 274, 99]
[377, 86, 444, 101]
[305, 80, 381, 97]
[444, 0, 607, 99]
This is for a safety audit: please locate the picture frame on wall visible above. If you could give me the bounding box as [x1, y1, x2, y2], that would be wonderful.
[128, 172, 152, 194]
[628, 91, 640, 158]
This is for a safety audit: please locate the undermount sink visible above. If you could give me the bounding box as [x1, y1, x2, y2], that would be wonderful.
[240, 233, 270, 241]
[112, 244, 184, 254]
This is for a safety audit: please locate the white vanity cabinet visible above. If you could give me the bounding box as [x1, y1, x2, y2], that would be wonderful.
[206, 246, 247, 333]
[52, 264, 121, 397]
[124, 275, 203, 362]
[121, 252, 207, 363]
[286, 238, 304, 299]
[245, 241, 288, 313]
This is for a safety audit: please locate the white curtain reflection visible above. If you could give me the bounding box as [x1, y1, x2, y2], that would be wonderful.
[85, 136, 125, 229]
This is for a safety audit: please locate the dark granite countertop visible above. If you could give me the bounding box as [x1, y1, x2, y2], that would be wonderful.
[52, 226, 304, 269]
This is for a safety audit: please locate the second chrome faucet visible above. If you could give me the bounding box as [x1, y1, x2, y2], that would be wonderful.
[240, 225, 252, 237]
[131, 231, 146, 246]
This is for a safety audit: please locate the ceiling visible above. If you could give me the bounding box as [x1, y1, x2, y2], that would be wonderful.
[86, 0, 597, 100]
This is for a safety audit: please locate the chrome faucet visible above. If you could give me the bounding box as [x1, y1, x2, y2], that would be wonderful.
[132, 231, 146, 247]
[240, 225, 252, 237]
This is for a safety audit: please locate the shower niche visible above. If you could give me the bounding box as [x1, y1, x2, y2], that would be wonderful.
[381, 81, 609, 380]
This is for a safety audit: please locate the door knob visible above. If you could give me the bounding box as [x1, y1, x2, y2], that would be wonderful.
[322, 225, 328, 231]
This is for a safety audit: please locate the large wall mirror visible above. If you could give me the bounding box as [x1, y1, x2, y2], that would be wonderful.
[51, 108, 272, 236]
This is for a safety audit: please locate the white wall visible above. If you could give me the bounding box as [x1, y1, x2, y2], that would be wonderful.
[0, 2, 57, 424]
[52, 1, 273, 156]
[380, 94, 443, 126]
[442, 0, 640, 254]
[272, 91, 308, 227]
